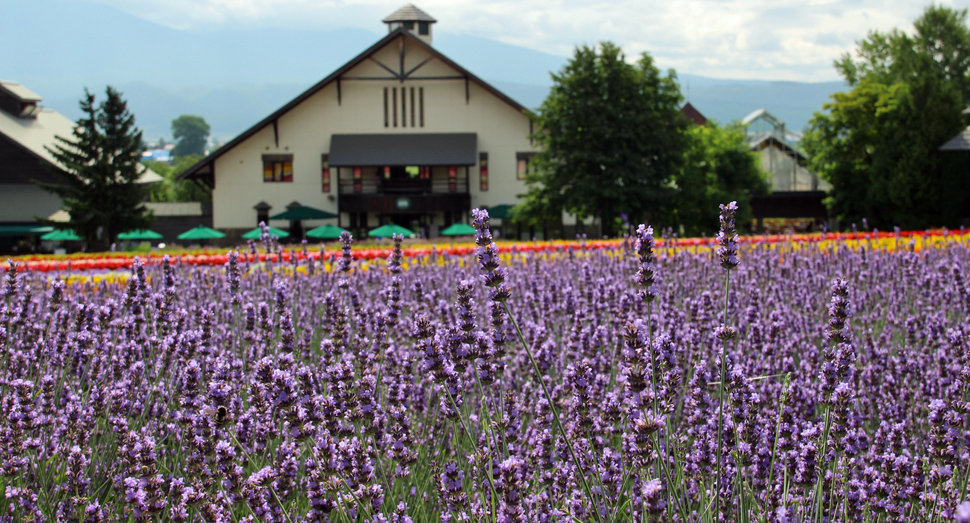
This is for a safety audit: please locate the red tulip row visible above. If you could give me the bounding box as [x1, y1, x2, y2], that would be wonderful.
[3, 229, 966, 273]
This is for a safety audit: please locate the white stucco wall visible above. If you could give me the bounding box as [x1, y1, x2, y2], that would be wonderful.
[211, 36, 535, 229]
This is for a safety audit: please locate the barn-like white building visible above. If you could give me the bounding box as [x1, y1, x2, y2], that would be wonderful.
[180, 4, 538, 239]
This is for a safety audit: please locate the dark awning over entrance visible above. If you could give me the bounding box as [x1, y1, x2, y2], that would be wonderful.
[329, 133, 477, 166]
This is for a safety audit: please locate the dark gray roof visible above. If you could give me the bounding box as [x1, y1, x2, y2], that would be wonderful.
[329, 133, 476, 166]
[940, 127, 970, 151]
[383, 4, 436, 23]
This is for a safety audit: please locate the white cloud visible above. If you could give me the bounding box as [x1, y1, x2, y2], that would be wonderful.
[87, 0, 969, 81]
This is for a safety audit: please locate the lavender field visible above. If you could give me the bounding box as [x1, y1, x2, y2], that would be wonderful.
[2, 208, 970, 523]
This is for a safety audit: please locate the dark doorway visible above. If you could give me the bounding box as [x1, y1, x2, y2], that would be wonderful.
[390, 213, 420, 229]
[382, 166, 429, 194]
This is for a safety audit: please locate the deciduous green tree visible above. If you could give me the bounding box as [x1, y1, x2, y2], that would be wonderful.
[521, 42, 688, 236]
[805, 5, 969, 229]
[171, 114, 210, 157]
[145, 154, 211, 203]
[672, 121, 769, 236]
[38, 87, 153, 248]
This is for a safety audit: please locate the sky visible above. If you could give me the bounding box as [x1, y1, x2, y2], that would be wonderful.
[88, 0, 968, 82]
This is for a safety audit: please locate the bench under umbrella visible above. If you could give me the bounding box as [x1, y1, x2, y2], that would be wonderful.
[439, 223, 477, 236]
[177, 225, 225, 241]
[269, 204, 337, 240]
[268, 205, 337, 221]
[118, 229, 163, 241]
[306, 224, 348, 240]
[241, 226, 290, 240]
[368, 224, 415, 239]
[41, 229, 82, 241]
[487, 204, 514, 219]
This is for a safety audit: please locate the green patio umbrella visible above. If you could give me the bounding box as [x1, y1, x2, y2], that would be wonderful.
[306, 224, 348, 240]
[118, 229, 163, 241]
[439, 223, 477, 236]
[488, 204, 514, 219]
[177, 225, 225, 241]
[41, 229, 82, 241]
[0, 225, 52, 238]
[269, 206, 338, 220]
[241, 226, 290, 240]
[368, 224, 415, 238]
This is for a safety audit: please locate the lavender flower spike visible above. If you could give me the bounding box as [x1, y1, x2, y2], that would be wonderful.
[339, 231, 354, 273]
[716, 201, 740, 270]
[472, 208, 510, 302]
[634, 224, 657, 302]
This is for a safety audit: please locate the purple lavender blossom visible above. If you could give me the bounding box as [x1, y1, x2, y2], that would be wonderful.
[339, 231, 354, 273]
[634, 224, 657, 302]
[716, 201, 739, 270]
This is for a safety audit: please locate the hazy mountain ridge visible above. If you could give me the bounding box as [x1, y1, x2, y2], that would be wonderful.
[2, 0, 846, 141]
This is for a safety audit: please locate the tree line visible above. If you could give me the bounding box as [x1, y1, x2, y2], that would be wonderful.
[519, 5, 970, 234]
[518, 42, 769, 238]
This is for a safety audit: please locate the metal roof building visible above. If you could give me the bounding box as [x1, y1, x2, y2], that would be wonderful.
[0, 80, 161, 248]
[179, 5, 539, 240]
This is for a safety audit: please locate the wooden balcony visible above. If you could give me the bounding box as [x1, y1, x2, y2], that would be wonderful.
[339, 193, 470, 214]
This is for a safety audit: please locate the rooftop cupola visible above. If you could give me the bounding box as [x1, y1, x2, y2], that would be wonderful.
[383, 4, 436, 45]
[0, 81, 42, 119]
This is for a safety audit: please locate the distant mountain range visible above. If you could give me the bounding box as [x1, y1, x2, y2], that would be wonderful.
[1, 0, 847, 141]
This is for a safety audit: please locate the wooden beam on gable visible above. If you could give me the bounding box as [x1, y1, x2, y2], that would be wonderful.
[272, 119, 279, 148]
[367, 57, 401, 79]
[399, 36, 405, 83]
[404, 57, 434, 78]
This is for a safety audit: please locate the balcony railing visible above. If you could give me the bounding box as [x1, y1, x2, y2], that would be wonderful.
[338, 176, 469, 195]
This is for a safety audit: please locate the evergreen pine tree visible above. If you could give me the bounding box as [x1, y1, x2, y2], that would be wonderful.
[38, 87, 153, 248]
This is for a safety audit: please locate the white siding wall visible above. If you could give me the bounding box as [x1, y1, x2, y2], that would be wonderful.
[0, 184, 63, 222]
[211, 38, 534, 229]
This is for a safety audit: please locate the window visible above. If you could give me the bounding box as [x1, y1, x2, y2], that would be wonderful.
[403, 21, 415, 31]
[321, 154, 331, 192]
[516, 152, 536, 180]
[479, 152, 488, 191]
[263, 154, 293, 182]
[410, 87, 416, 128]
[448, 166, 457, 193]
[353, 167, 363, 193]
[418, 21, 429, 35]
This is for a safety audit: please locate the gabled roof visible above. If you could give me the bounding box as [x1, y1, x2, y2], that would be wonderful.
[383, 4, 436, 23]
[940, 127, 970, 151]
[0, 99, 162, 184]
[748, 132, 806, 160]
[680, 102, 707, 126]
[742, 108, 786, 128]
[179, 27, 530, 183]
